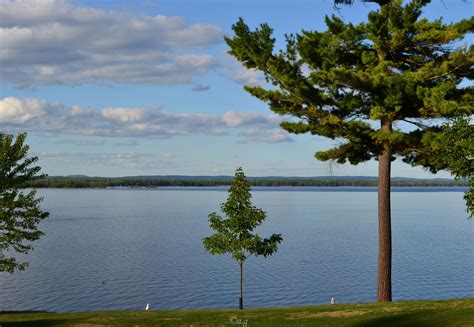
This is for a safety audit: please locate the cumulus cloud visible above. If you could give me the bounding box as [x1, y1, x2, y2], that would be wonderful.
[0, 0, 222, 87]
[221, 111, 278, 128]
[228, 67, 263, 86]
[238, 129, 293, 144]
[0, 97, 292, 143]
[222, 54, 264, 86]
[0, 97, 48, 122]
[250, 130, 294, 143]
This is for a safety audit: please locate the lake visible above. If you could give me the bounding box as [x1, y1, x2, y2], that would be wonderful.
[0, 187, 472, 312]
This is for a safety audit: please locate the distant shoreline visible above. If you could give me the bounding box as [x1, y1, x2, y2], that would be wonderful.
[80, 185, 469, 192]
[28, 176, 467, 189]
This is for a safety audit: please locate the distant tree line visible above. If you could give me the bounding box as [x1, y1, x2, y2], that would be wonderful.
[26, 177, 467, 188]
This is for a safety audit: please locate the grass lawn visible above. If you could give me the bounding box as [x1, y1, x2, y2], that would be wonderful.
[0, 298, 473, 326]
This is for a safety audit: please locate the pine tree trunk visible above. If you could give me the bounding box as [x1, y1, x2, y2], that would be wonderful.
[377, 120, 392, 302]
[239, 261, 244, 309]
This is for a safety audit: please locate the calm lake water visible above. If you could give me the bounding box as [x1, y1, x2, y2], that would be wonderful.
[0, 187, 472, 312]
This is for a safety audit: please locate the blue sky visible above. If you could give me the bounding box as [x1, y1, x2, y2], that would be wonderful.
[0, 0, 472, 177]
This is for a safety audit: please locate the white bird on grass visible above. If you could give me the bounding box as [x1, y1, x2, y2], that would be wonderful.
[331, 297, 336, 305]
[145, 303, 150, 311]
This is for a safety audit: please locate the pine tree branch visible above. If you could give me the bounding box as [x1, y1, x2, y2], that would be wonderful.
[402, 119, 431, 129]
[334, 0, 391, 8]
[427, 63, 466, 81]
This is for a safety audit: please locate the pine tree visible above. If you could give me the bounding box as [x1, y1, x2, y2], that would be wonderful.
[203, 167, 282, 309]
[225, 0, 473, 302]
[0, 133, 49, 273]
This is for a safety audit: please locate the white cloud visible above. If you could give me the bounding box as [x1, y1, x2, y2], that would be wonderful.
[239, 129, 293, 144]
[221, 111, 279, 128]
[0, 97, 292, 143]
[101, 108, 154, 123]
[222, 54, 264, 86]
[252, 130, 294, 143]
[0, 0, 222, 87]
[0, 97, 48, 123]
[229, 67, 263, 86]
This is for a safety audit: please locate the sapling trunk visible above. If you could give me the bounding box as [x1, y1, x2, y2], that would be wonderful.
[239, 261, 243, 309]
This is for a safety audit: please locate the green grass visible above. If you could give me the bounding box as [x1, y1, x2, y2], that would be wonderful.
[1, 298, 473, 326]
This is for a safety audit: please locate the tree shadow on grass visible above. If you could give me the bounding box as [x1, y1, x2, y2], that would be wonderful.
[353, 313, 445, 327]
[0, 312, 76, 327]
[0, 320, 72, 327]
[0, 311, 49, 314]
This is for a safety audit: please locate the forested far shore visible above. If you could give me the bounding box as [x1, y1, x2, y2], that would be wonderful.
[27, 177, 467, 188]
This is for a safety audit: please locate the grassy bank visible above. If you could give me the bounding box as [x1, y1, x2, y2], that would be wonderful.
[1, 298, 473, 326]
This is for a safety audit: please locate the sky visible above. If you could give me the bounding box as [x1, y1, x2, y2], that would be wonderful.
[0, 0, 472, 177]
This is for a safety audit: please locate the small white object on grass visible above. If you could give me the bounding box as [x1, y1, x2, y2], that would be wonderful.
[145, 303, 150, 311]
[331, 297, 336, 305]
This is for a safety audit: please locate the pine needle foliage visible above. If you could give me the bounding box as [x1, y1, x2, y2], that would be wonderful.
[226, 1, 472, 167]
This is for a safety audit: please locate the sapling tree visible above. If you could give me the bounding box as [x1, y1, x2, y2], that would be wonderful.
[226, 0, 473, 302]
[0, 133, 49, 273]
[203, 167, 282, 309]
